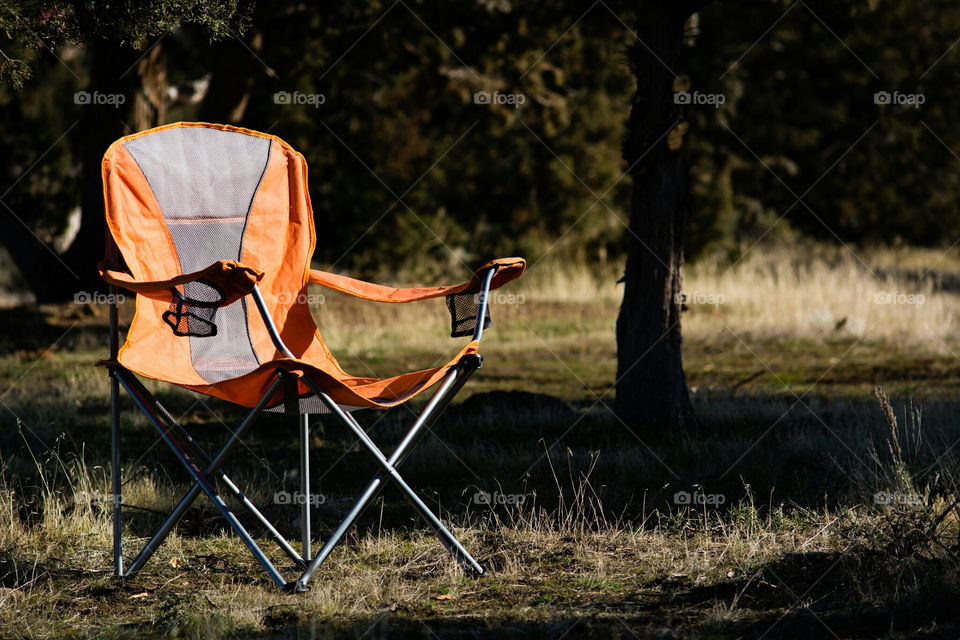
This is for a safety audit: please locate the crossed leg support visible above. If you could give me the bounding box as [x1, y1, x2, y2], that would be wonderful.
[111, 367, 305, 589]
[109, 354, 485, 591]
[294, 354, 485, 591]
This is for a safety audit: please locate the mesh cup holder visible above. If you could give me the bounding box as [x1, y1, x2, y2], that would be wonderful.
[445, 290, 492, 338]
[162, 279, 225, 337]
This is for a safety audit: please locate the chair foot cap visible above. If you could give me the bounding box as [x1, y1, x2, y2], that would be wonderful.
[287, 580, 310, 593]
[282, 581, 307, 594]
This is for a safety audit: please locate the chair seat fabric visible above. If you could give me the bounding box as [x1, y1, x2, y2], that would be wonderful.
[122, 328, 479, 411]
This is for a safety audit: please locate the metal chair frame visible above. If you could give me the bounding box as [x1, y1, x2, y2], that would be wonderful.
[107, 240, 495, 591]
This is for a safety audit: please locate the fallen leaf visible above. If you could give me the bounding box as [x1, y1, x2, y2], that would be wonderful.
[433, 593, 452, 601]
[129, 592, 150, 600]
[170, 557, 182, 568]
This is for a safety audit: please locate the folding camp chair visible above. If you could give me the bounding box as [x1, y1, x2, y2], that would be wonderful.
[100, 121, 525, 591]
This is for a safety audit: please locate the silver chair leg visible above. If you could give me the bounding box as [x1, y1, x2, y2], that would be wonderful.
[108, 262, 123, 578]
[117, 373, 304, 576]
[298, 368, 468, 586]
[115, 372, 290, 588]
[330, 402, 484, 574]
[110, 372, 122, 577]
[300, 413, 311, 562]
[296, 364, 483, 591]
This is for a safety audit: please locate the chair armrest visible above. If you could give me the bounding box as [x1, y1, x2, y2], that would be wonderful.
[307, 257, 525, 303]
[99, 259, 264, 338]
[99, 259, 264, 307]
[309, 257, 525, 340]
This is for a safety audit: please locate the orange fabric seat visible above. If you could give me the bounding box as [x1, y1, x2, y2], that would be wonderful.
[100, 121, 525, 411]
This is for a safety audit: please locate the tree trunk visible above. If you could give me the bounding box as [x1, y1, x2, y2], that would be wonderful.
[131, 42, 167, 132]
[199, 32, 267, 124]
[615, 2, 706, 433]
[59, 41, 138, 301]
[0, 41, 136, 302]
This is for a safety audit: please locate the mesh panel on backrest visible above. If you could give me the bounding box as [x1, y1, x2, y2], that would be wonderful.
[124, 127, 273, 383]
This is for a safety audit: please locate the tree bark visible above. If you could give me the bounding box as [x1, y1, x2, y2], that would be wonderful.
[615, 2, 706, 433]
[132, 42, 167, 132]
[0, 41, 136, 302]
[199, 32, 267, 124]
[60, 41, 138, 300]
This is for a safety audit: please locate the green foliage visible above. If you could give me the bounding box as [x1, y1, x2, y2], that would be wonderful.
[230, 1, 635, 277]
[0, 49, 82, 243]
[685, 0, 960, 257]
[0, 0, 251, 88]
[4, 0, 960, 286]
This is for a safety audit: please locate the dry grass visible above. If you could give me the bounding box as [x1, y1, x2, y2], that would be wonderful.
[3, 242, 960, 637]
[2, 431, 957, 638]
[316, 241, 960, 369]
[0, 445, 843, 638]
[683, 243, 960, 347]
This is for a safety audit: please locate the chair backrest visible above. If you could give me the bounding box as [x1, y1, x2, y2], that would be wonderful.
[123, 126, 270, 274]
[102, 122, 318, 385]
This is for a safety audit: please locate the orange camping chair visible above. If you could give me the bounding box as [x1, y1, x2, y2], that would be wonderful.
[100, 122, 524, 591]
